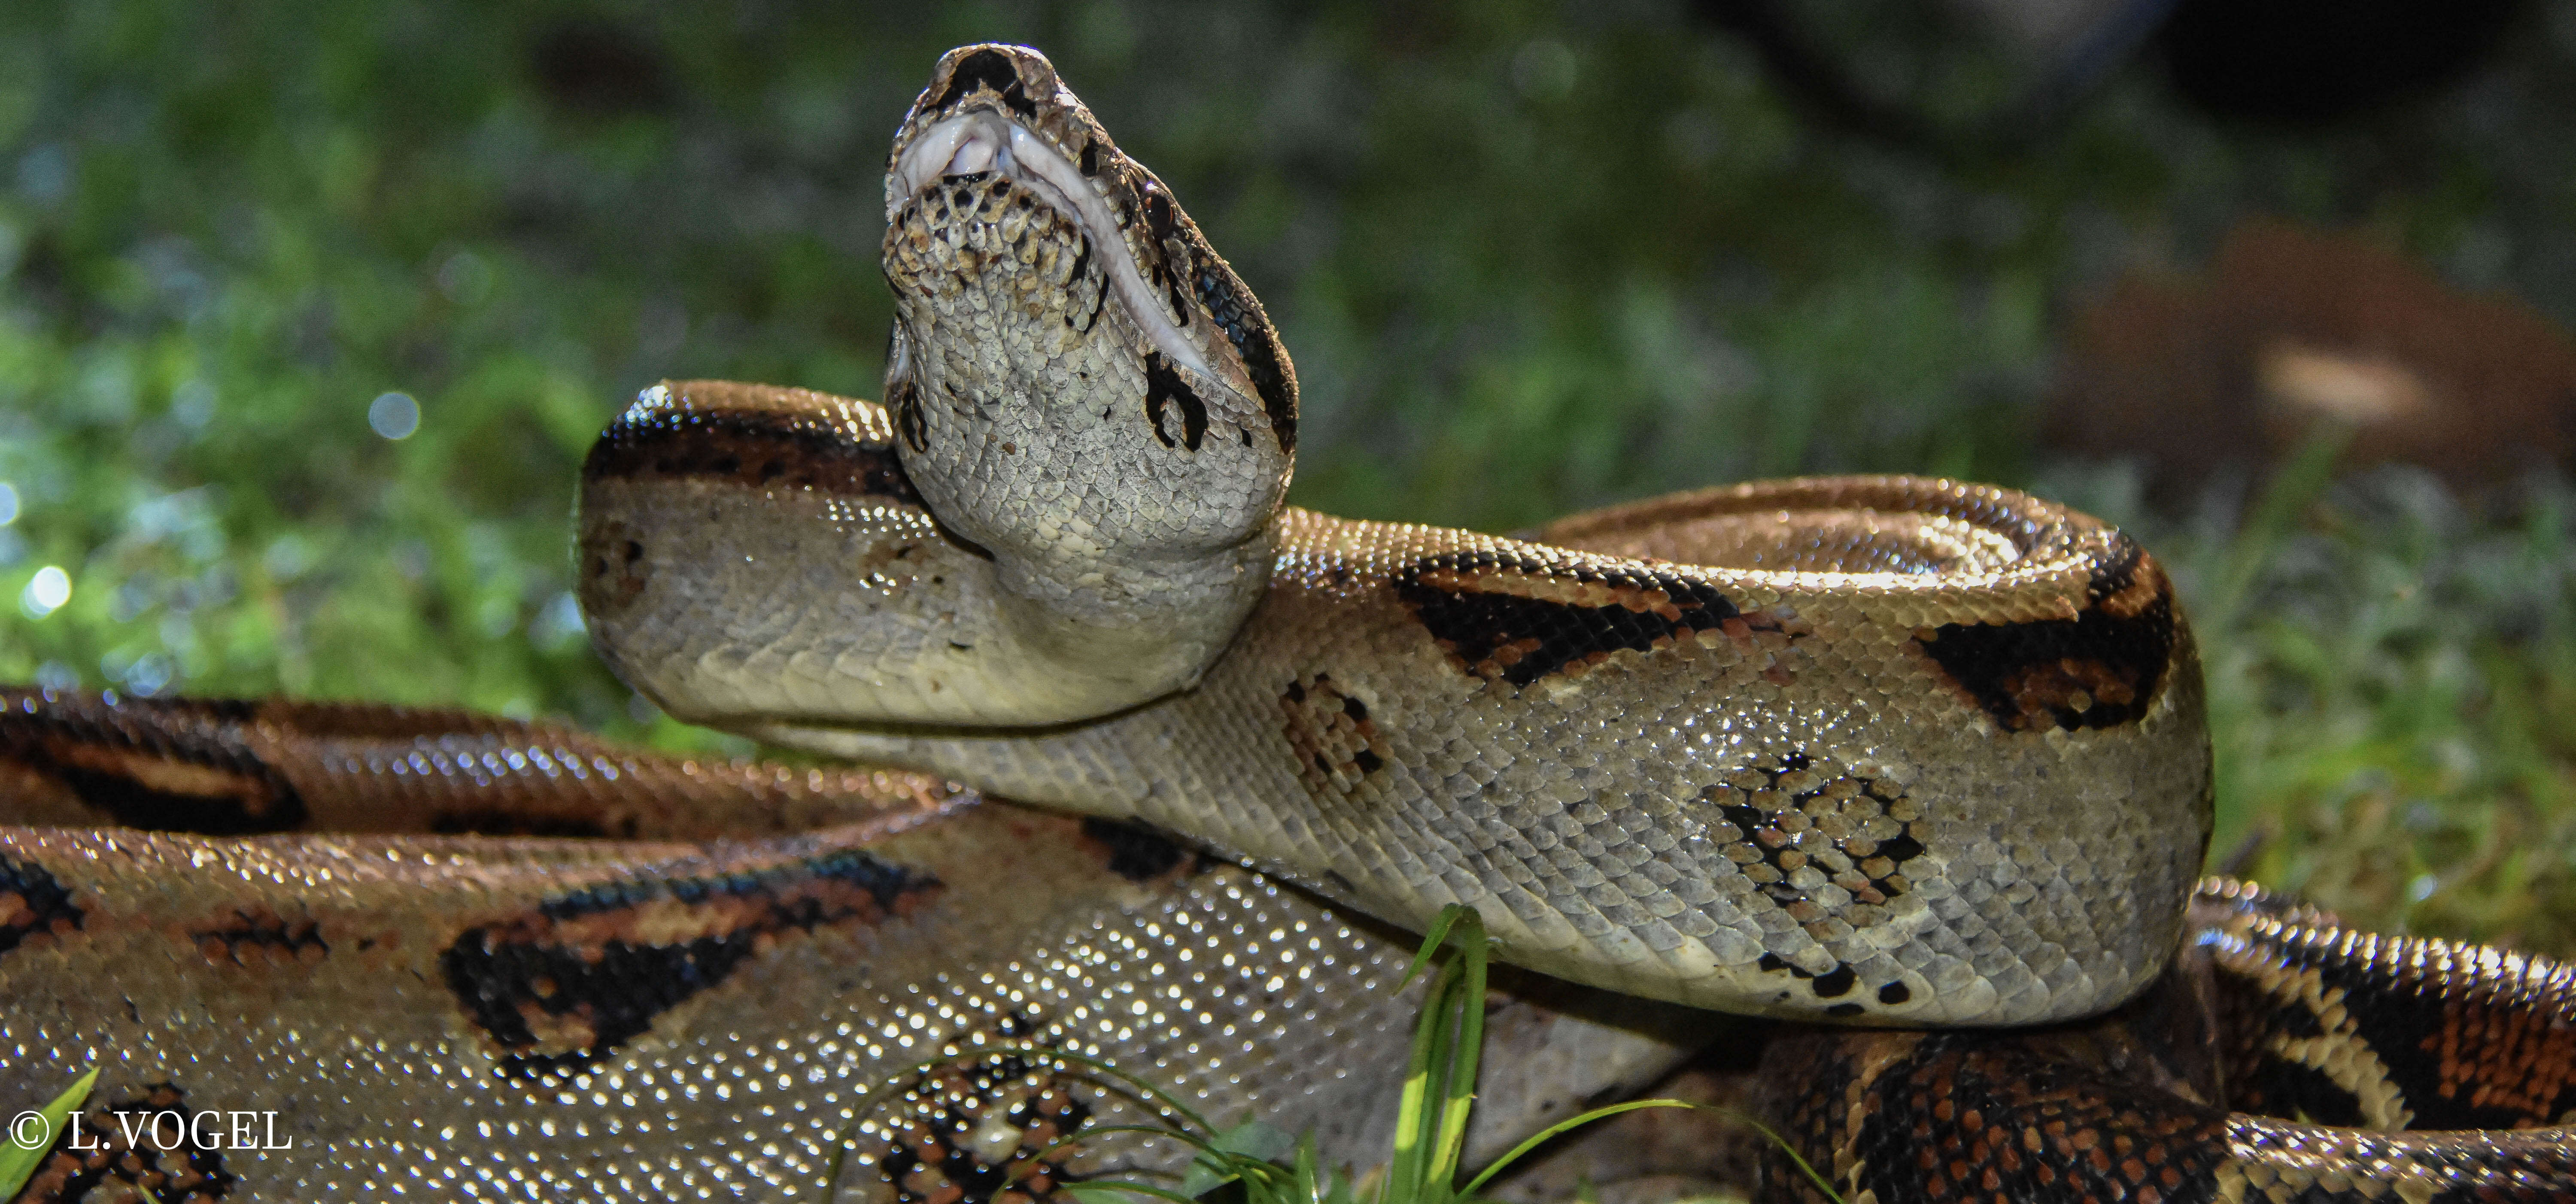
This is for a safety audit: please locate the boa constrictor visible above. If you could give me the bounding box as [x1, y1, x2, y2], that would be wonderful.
[2, 41, 2571, 1204]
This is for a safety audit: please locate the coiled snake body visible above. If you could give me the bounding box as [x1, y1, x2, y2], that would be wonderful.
[2, 42, 2571, 1204]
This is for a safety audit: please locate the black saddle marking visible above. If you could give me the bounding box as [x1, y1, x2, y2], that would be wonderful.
[0, 694, 308, 835]
[891, 378, 930, 454]
[2222, 928, 2576, 1131]
[440, 849, 940, 1082]
[588, 403, 921, 504]
[1393, 549, 1747, 687]
[1916, 534, 2177, 732]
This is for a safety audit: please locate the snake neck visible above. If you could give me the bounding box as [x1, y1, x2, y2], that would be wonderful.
[574, 44, 2218, 1028]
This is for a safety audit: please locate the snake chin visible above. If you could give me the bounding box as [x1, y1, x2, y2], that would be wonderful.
[890, 107, 1210, 387]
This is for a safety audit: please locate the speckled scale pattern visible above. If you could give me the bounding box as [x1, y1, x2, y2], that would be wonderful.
[2198, 881, 2576, 1133]
[585, 381, 917, 503]
[576, 39, 2576, 1204]
[0, 698, 1695, 1201]
[585, 43, 2568, 1203]
[596, 40, 2218, 1028]
[18, 37, 2565, 1204]
[1754, 880, 2576, 1203]
[0, 686, 941, 838]
[641, 50, 2182, 1024]
[613, 393, 2216, 1025]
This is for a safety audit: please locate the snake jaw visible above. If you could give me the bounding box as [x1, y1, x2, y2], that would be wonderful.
[872, 43, 1295, 718]
[890, 107, 1218, 390]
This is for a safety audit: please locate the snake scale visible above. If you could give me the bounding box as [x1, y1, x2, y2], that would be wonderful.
[2, 41, 2572, 1204]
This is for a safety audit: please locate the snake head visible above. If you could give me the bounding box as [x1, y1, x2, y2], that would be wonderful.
[879, 45, 1295, 698]
[885, 44, 1297, 456]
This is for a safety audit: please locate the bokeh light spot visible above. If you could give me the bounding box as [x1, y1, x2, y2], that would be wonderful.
[22, 565, 71, 618]
[370, 391, 421, 440]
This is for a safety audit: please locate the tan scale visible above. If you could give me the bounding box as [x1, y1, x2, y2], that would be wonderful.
[0, 694, 1705, 1202]
[8, 39, 2576, 1204]
[583, 45, 2213, 1028]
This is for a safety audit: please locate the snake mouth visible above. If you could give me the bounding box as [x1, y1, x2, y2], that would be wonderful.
[888, 107, 1215, 385]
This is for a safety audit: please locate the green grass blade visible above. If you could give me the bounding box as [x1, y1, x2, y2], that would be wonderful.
[1179, 1118, 1298, 1197]
[1422, 909, 1487, 1195]
[0, 1067, 97, 1200]
[1292, 1129, 1326, 1204]
[1384, 952, 1461, 1204]
[1396, 904, 1472, 990]
[822, 1139, 847, 1196]
[1026, 1122, 1291, 1200]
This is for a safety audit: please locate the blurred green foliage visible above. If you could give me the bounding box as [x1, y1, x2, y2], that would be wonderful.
[2163, 467, 2576, 954]
[7, 1, 2576, 946]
